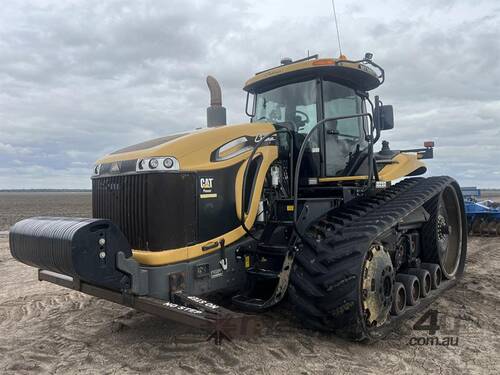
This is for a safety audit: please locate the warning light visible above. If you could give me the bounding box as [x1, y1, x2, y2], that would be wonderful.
[312, 58, 335, 66]
[424, 141, 435, 148]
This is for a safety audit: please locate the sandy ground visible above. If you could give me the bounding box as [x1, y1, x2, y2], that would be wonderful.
[0, 194, 499, 374]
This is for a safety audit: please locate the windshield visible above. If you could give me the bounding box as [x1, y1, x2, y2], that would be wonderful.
[253, 79, 319, 148]
[254, 80, 317, 132]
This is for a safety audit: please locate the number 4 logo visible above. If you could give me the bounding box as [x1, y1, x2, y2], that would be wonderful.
[413, 309, 440, 335]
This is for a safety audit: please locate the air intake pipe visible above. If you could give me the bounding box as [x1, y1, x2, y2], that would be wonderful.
[206, 75, 227, 127]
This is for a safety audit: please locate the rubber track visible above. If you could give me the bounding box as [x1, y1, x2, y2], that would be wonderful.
[289, 176, 460, 341]
[421, 194, 440, 263]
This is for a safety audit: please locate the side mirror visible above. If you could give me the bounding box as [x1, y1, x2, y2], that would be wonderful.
[374, 104, 394, 130]
[245, 92, 256, 118]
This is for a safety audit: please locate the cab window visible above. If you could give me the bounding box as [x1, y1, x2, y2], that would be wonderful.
[323, 80, 365, 141]
[323, 80, 367, 176]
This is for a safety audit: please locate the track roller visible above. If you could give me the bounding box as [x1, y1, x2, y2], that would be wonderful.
[396, 274, 420, 306]
[407, 268, 431, 297]
[390, 282, 406, 316]
[420, 263, 442, 289]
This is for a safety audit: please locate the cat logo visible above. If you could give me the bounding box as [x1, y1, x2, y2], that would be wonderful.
[255, 134, 276, 143]
[200, 177, 217, 199]
[200, 178, 214, 190]
[254, 134, 265, 143]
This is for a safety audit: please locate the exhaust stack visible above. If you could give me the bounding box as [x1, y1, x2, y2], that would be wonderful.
[206, 75, 227, 127]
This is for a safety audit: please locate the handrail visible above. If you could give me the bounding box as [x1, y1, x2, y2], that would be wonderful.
[292, 113, 374, 227]
[239, 128, 295, 240]
[336, 58, 385, 85]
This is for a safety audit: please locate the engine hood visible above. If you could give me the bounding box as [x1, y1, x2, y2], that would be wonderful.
[95, 122, 276, 172]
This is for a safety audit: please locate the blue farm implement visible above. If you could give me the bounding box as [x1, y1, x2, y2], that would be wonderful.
[464, 199, 500, 236]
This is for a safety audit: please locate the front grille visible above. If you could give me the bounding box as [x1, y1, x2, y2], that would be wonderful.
[92, 173, 197, 250]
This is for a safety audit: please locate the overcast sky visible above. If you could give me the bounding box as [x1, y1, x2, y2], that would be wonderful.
[0, 0, 499, 189]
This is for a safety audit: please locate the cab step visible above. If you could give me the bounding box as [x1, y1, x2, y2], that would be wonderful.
[246, 267, 280, 279]
[231, 294, 269, 311]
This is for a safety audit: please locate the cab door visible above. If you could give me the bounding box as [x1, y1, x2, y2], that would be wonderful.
[322, 80, 368, 177]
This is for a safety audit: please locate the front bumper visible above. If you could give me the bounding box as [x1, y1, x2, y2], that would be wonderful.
[38, 269, 261, 343]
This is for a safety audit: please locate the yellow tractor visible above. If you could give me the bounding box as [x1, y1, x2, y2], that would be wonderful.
[10, 53, 467, 342]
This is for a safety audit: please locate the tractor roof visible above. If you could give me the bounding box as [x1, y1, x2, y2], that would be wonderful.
[243, 55, 382, 93]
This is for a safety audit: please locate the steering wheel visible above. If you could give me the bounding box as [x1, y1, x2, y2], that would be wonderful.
[294, 110, 309, 124]
[258, 109, 281, 123]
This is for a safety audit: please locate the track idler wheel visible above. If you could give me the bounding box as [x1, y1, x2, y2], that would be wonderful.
[390, 282, 406, 316]
[422, 185, 464, 279]
[407, 268, 431, 297]
[395, 274, 420, 306]
[420, 263, 442, 289]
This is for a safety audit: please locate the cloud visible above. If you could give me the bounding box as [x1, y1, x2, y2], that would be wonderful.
[0, 0, 499, 188]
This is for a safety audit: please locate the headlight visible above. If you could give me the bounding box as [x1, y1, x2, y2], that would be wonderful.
[163, 157, 174, 169]
[136, 157, 179, 172]
[149, 158, 159, 169]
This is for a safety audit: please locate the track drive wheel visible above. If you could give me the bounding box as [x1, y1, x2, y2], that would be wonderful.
[361, 244, 394, 328]
[422, 185, 464, 279]
[288, 240, 393, 341]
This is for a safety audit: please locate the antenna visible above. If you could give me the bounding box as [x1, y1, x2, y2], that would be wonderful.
[331, 0, 343, 56]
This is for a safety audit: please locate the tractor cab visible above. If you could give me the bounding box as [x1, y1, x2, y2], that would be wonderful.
[243, 54, 388, 184]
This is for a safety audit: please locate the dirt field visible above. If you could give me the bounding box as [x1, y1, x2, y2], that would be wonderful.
[0, 193, 499, 374]
[0, 192, 91, 231]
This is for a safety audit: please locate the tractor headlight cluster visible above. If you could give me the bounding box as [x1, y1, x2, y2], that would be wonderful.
[136, 157, 179, 172]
